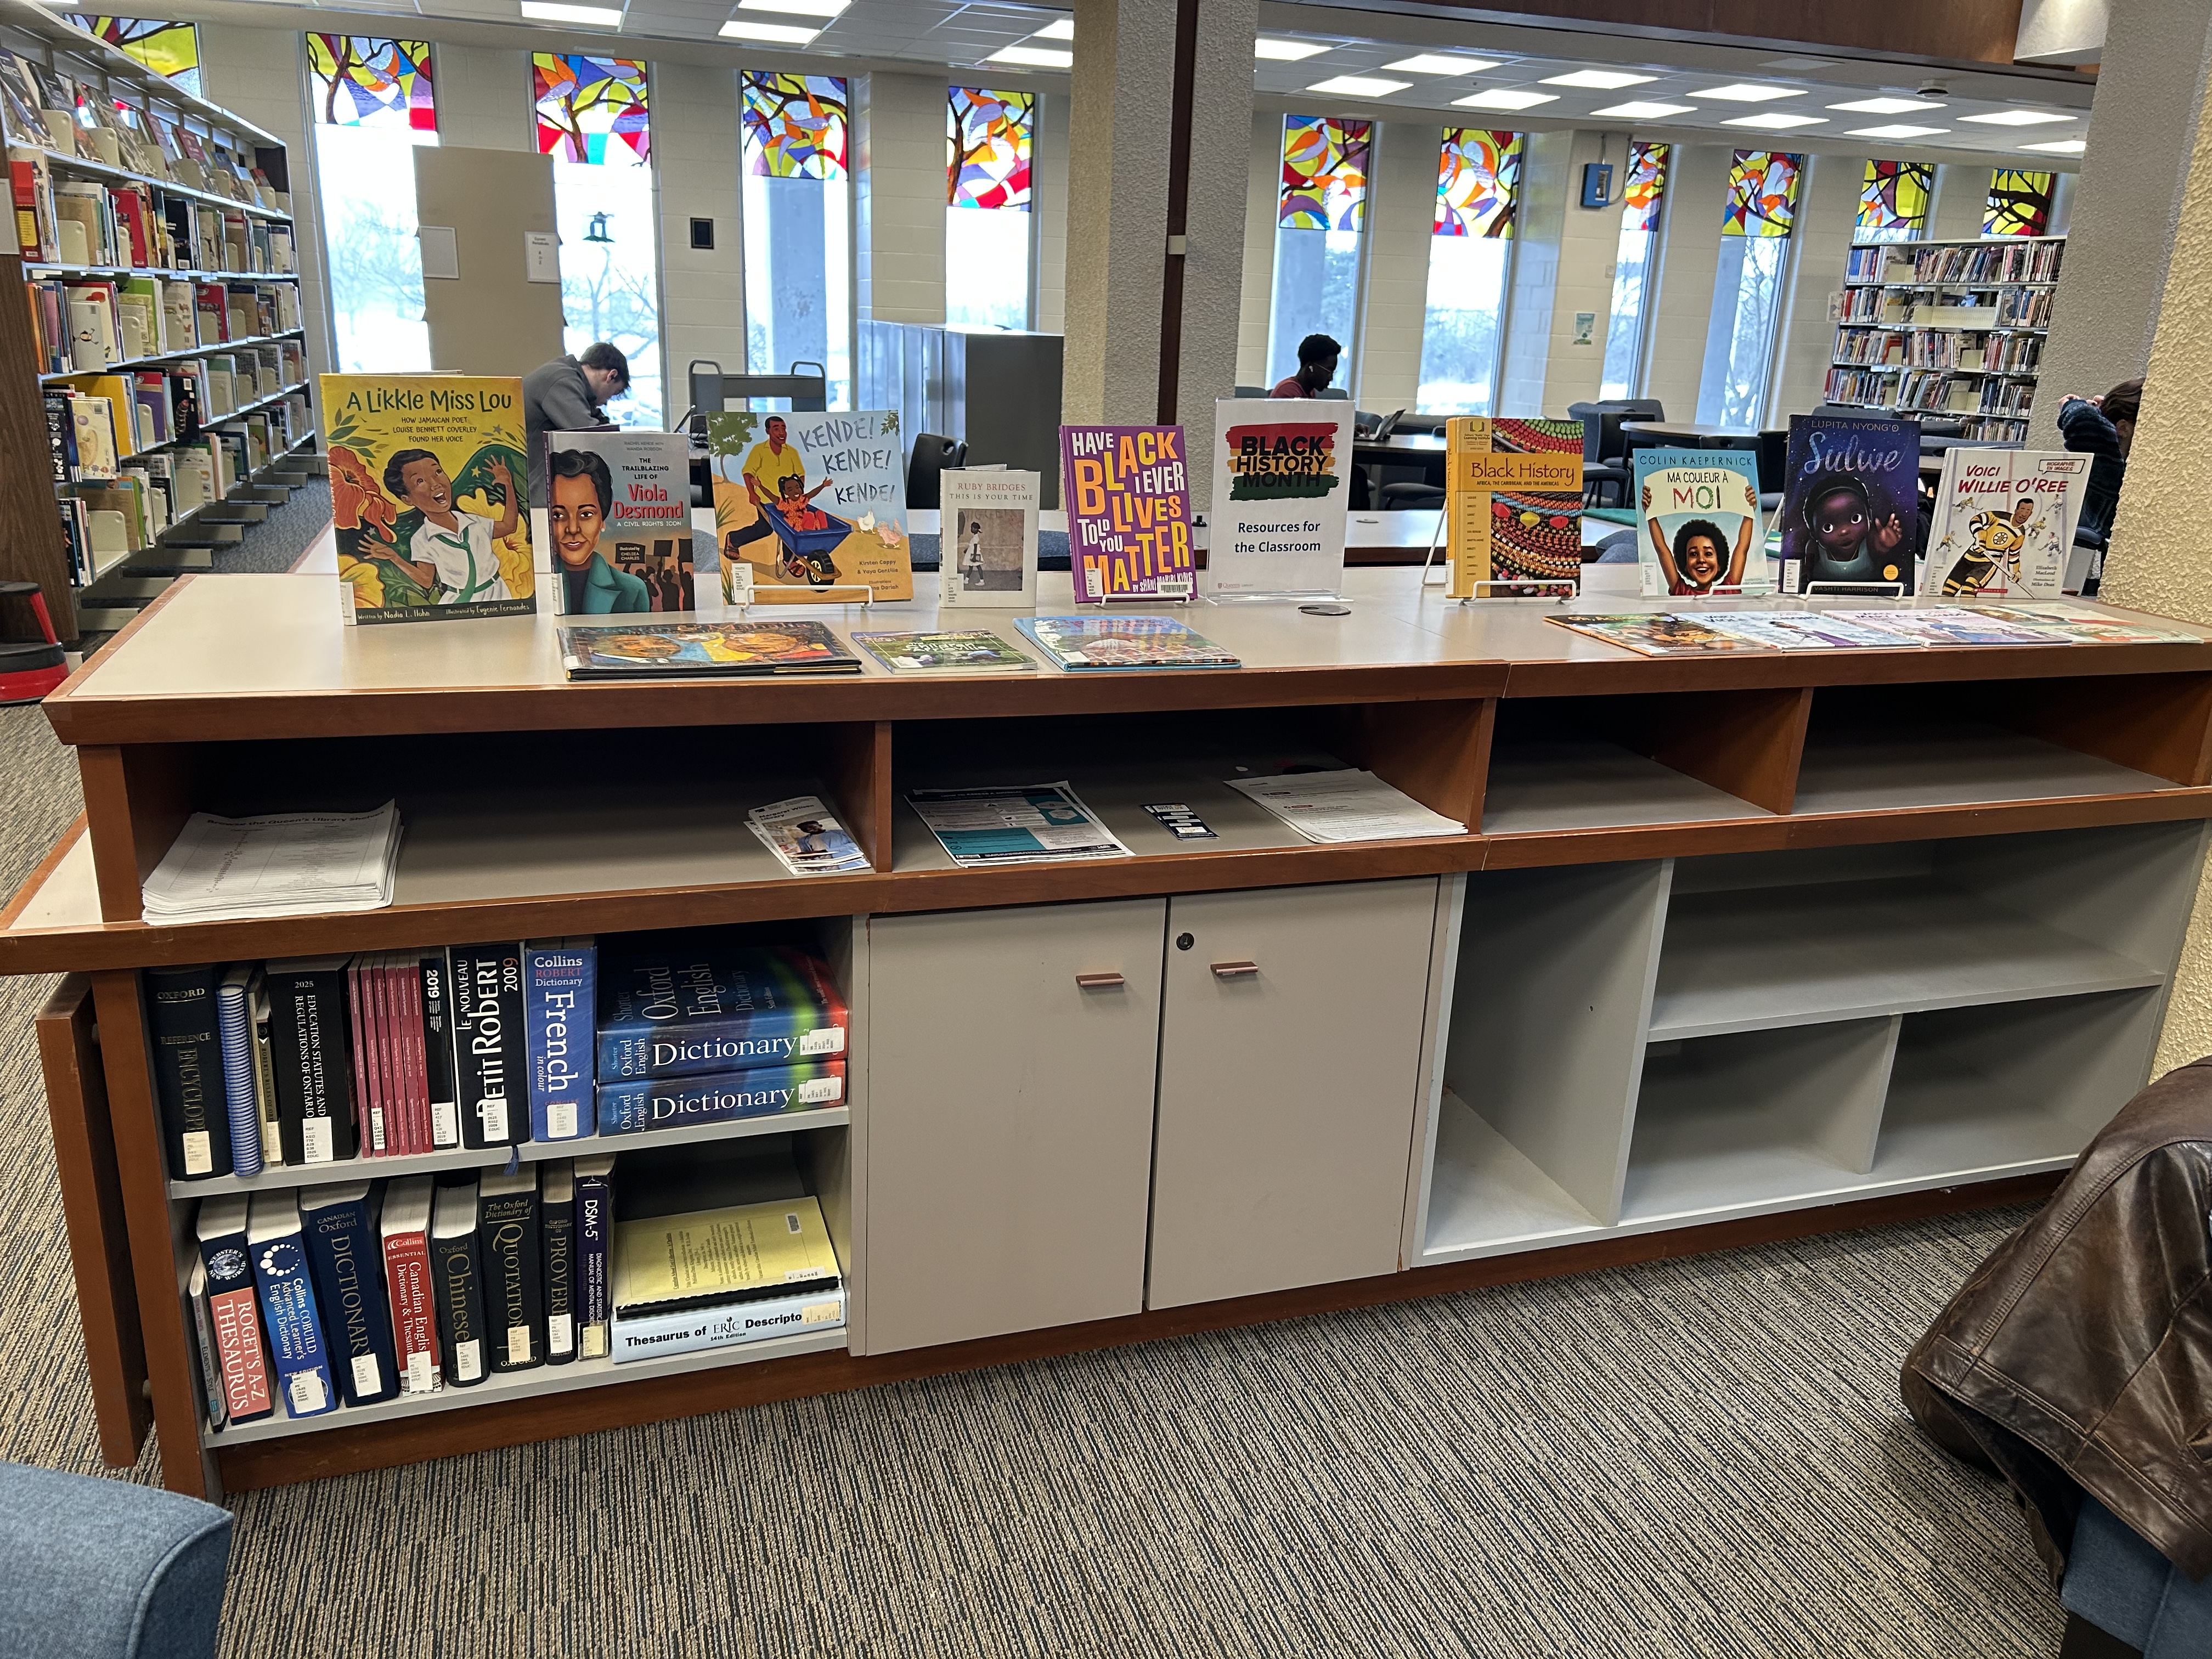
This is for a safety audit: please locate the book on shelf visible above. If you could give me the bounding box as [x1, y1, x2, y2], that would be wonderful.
[609, 1194, 845, 1364]
[67, 394, 119, 477]
[1630, 449, 1768, 598]
[41, 391, 76, 483]
[478, 1169, 545, 1374]
[187, 1259, 225, 1432]
[196, 1195, 274, 1425]
[596, 1059, 846, 1137]
[938, 466, 1041, 610]
[850, 628, 1036, 675]
[322, 374, 535, 625]
[1773, 414, 1918, 595]
[557, 619, 863, 679]
[430, 1181, 488, 1388]
[1920, 449, 2088, 600]
[703, 409, 912, 603]
[1441, 416, 1585, 599]
[596, 945, 849, 1082]
[1059, 425, 1195, 603]
[419, 949, 461, 1149]
[299, 1182, 400, 1407]
[524, 938, 597, 1142]
[146, 963, 228, 1180]
[266, 955, 359, 1166]
[746, 794, 871, 877]
[216, 964, 263, 1177]
[247, 1191, 338, 1419]
[541, 1162, 579, 1365]
[574, 1155, 615, 1360]
[249, 980, 281, 1169]
[1013, 614, 1239, 671]
[380, 1175, 442, 1395]
[451, 944, 528, 1149]
[346, 953, 382, 1155]
[545, 428, 693, 615]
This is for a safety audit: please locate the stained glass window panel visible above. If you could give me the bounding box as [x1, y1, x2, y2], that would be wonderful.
[532, 53, 650, 166]
[1433, 128, 1521, 239]
[1621, 139, 1667, 235]
[1857, 160, 1931, 241]
[1985, 169, 2056, 236]
[1278, 115, 1369, 231]
[948, 87, 1031, 210]
[69, 18, 200, 97]
[307, 35, 435, 130]
[741, 71, 848, 181]
[1601, 141, 1670, 399]
[1722, 149, 1801, 238]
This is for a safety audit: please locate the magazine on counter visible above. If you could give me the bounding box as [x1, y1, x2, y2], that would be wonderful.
[1014, 615, 1240, 671]
[851, 629, 1036, 675]
[557, 619, 862, 678]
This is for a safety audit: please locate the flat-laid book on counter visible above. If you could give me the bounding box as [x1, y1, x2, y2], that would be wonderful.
[558, 619, 862, 679]
[1541, 606, 2125, 657]
[142, 802, 401, 923]
[610, 1194, 845, 1363]
[1013, 615, 1239, 672]
[851, 629, 1036, 675]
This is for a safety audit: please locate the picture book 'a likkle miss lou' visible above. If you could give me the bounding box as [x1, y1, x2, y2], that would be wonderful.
[321, 375, 534, 626]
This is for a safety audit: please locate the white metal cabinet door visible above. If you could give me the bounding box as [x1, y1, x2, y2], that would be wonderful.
[1150, 879, 1440, 1309]
[861, 899, 1165, 1353]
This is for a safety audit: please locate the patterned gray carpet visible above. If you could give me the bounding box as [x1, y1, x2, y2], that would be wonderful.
[0, 703, 2064, 1657]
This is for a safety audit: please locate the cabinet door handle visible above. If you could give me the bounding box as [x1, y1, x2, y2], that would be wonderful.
[1210, 961, 1259, 979]
[1074, 972, 1126, 989]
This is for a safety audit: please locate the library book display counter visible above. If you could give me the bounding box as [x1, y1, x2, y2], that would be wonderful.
[8, 568, 2212, 1499]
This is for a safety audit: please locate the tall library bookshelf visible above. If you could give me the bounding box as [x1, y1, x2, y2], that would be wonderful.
[0, 1, 320, 648]
[1825, 234, 2064, 441]
[6, 570, 2212, 1498]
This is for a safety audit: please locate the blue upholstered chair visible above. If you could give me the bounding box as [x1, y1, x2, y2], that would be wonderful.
[0, 1463, 230, 1659]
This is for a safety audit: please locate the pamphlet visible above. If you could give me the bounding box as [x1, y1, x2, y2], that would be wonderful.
[1224, 770, 1465, 844]
[703, 409, 912, 603]
[1632, 448, 1769, 597]
[1059, 425, 1194, 603]
[1014, 615, 1240, 671]
[1205, 398, 1352, 598]
[907, 782, 1132, 867]
[1444, 417, 1587, 597]
[747, 795, 870, 877]
[557, 619, 863, 678]
[850, 629, 1036, 675]
[938, 467, 1040, 610]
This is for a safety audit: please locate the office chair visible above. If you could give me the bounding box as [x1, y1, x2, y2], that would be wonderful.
[906, 435, 967, 510]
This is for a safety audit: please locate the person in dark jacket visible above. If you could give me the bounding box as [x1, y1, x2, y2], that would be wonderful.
[522, 342, 629, 510]
[2057, 377, 2140, 540]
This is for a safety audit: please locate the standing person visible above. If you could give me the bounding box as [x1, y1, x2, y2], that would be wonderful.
[1271, 334, 1341, 398]
[2057, 378, 2141, 540]
[522, 342, 629, 509]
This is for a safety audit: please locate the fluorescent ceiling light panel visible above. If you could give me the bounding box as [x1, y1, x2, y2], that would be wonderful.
[1254, 38, 1329, 60]
[1384, 54, 1498, 75]
[1847, 123, 1948, 138]
[1592, 100, 1695, 118]
[1959, 108, 2074, 126]
[1541, 69, 1655, 89]
[1307, 75, 1409, 97]
[734, 0, 845, 14]
[2019, 137, 2087, 154]
[1689, 82, 1802, 102]
[1452, 88, 1557, 110]
[985, 43, 1074, 67]
[1830, 96, 1945, 114]
[521, 2, 622, 22]
[1722, 112, 1824, 129]
[718, 18, 820, 41]
[1030, 16, 1073, 39]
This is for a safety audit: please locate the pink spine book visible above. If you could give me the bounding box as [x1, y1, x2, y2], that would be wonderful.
[346, 956, 381, 1156]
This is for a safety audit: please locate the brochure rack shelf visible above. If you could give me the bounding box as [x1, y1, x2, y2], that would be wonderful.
[10, 568, 2212, 1500]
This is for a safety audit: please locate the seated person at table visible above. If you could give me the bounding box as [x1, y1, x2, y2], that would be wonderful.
[774, 473, 834, 532]
[1271, 333, 1340, 398]
[2058, 377, 2140, 539]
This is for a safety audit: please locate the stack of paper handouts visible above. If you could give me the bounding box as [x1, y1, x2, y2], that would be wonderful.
[1226, 770, 1464, 844]
[141, 802, 403, 923]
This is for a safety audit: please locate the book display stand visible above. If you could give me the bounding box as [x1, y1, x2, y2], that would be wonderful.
[8, 569, 2212, 1500]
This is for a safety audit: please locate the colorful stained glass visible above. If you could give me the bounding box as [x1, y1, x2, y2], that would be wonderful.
[306, 36, 435, 131]
[1985, 168, 2056, 236]
[1278, 115, 1369, 231]
[1858, 160, 1931, 236]
[947, 87, 1031, 210]
[1722, 150, 1802, 238]
[1622, 140, 1668, 234]
[69, 18, 200, 95]
[741, 71, 848, 181]
[1433, 129, 1522, 239]
[532, 53, 649, 166]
